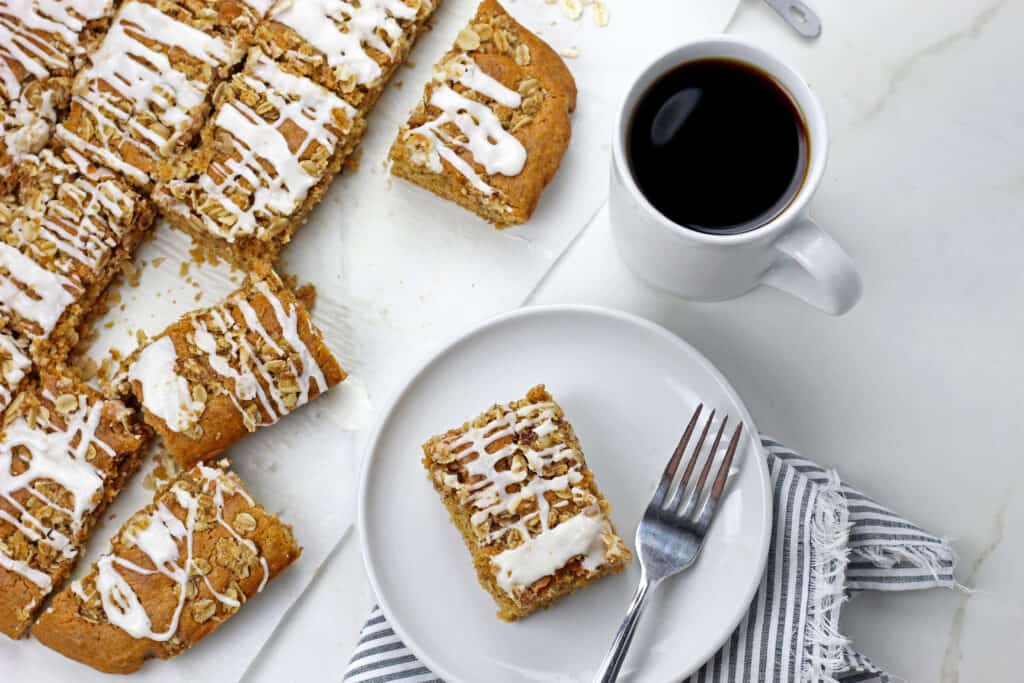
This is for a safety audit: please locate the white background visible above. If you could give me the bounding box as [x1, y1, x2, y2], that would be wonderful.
[5, 0, 1015, 680]
[251, 1, 1024, 681]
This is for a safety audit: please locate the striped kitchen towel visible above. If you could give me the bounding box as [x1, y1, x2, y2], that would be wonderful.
[344, 437, 958, 683]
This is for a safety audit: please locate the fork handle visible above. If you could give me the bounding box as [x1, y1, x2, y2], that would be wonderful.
[593, 575, 655, 682]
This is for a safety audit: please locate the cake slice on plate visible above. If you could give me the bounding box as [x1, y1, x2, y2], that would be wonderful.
[422, 385, 630, 621]
[389, 0, 576, 227]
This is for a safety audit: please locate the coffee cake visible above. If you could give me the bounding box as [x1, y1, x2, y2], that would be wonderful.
[422, 385, 629, 620]
[32, 461, 300, 672]
[119, 267, 346, 467]
[389, 0, 576, 227]
[0, 372, 148, 639]
[155, 47, 364, 268]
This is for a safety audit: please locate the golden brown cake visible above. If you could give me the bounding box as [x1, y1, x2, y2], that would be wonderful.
[55, 0, 250, 189]
[32, 461, 301, 673]
[117, 266, 346, 468]
[154, 47, 365, 268]
[254, 0, 439, 113]
[0, 372, 148, 639]
[0, 329, 32, 413]
[0, 146, 156, 368]
[422, 384, 630, 621]
[389, 0, 576, 227]
[0, 0, 120, 190]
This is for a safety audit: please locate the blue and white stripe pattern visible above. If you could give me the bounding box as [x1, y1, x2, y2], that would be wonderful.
[345, 437, 957, 683]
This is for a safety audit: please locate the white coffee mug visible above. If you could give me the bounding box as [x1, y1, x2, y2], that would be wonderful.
[609, 36, 862, 315]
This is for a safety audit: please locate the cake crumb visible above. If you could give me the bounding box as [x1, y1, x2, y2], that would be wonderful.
[295, 283, 317, 310]
[559, 0, 582, 20]
[121, 261, 141, 287]
[344, 147, 362, 172]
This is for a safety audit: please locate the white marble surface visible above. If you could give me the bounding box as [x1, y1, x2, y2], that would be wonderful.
[248, 0, 1024, 681]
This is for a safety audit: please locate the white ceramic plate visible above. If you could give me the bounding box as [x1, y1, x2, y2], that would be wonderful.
[358, 305, 772, 682]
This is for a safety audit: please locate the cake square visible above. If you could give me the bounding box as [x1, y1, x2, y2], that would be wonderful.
[154, 47, 364, 268]
[0, 372, 149, 639]
[255, 0, 438, 113]
[0, 0, 120, 188]
[421, 384, 630, 621]
[389, 0, 576, 227]
[56, 0, 246, 189]
[32, 461, 301, 672]
[0, 146, 156, 367]
[119, 266, 346, 468]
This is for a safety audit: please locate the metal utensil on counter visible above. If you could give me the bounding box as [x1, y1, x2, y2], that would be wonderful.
[764, 0, 822, 38]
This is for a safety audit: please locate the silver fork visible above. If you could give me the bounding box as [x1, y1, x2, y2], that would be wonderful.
[593, 405, 744, 683]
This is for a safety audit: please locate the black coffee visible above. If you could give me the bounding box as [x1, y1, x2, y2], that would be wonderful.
[627, 58, 808, 235]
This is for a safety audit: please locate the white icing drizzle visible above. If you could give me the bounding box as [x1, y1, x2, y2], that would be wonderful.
[86, 464, 269, 641]
[14, 149, 133, 278]
[189, 278, 330, 428]
[0, 330, 30, 409]
[57, 1, 237, 184]
[0, 550, 51, 588]
[192, 52, 354, 241]
[0, 393, 113, 591]
[130, 276, 332, 436]
[128, 336, 204, 433]
[269, 0, 421, 86]
[254, 279, 328, 404]
[492, 513, 607, 594]
[2, 87, 59, 167]
[436, 400, 612, 595]
[0, 0, 111, 99]
[0, 241, 75, 338]
[407, 56, 526, 195]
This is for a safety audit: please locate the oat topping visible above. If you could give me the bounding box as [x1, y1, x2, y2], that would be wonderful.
[0, 377, 145, 639]
[161, 50, 358, 243]
[0, 0, 117, 177]
[0, 146, 154, 359]
[423, 386, 628, 619]
[71, 463, 272, 641]
[15, 148, 148, 278]
[0, 330, 30, 411]
[403, 53, 528, 195]
[0, 0, 110, 97]
[390, 0, 574, 228]
[57, 1, 242, 187]
[267, 0, 426, 87]
[131, 276, 332, 436]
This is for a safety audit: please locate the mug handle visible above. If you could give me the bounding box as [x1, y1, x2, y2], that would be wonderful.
[761, 218, 862, 315]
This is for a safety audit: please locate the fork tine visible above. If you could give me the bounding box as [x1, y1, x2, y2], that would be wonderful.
[694, 422, 745, 531]
[665, 409, 714, 512]
[649, 404, 702, 509]
[679, 416, 728, 517]
[710, 422, 743, 500]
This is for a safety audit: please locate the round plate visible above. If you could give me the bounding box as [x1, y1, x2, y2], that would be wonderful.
[358, 305, 772, 682]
